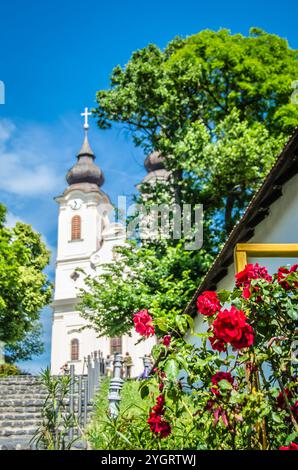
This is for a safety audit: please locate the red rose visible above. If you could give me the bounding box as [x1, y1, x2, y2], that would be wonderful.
[205, 399, 216, 411]
[278, 264, 298, 290]
[162, 335, 171, 347]
[235, 263, 272, 299]
[230, 323, 254, 349]
[152, 394, 165, 414]
[211, 371, 234, 395]
[209, 335, 227, 352]
[148, 394, 171, 438]
[236, 263, 272, 287]
[213, 306, 247, 344]
[212, 306, 254, 350]
[277, 388, 292, 409]
[147, 414, 172, 438]
[133, 309, 155, 337]
[242, 285, 251, 299]
[279, 442, 298, 450]
[291, 400, 298, 420]
[197, 291, 221, 316]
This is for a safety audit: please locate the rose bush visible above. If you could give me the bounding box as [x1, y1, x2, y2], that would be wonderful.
[134, 263, 298, 450]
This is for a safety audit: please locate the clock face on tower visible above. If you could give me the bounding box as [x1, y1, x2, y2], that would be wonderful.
[70, 199, 82, 210]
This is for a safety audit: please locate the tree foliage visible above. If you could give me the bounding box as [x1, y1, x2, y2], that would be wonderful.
[0, 203, 52, 361]
[79, 28, 298, 338]
[79, 241, 213, 338]
[94, 28, 297, 233]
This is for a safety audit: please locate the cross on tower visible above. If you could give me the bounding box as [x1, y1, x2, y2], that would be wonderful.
[81, 107, 92, 130]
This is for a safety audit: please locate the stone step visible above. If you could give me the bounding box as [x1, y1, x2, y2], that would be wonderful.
[0, 383, 46, 388]
[0, 399, 45, 407]
[0, 394, 47, 399]
[0, 412, 42, 420]
[0, 388, 55, 393]
[0, 437, 86, 450]
[1, 406, 45, 413]
[0, 438, 36, 450]
[0, 374, 93, 450]
[0, 390, 47, 396]
[0, 379, 45, 388]
[0, 427, 37, 437]
[0, 378, 40, 385]
[0, 419, 42, 428]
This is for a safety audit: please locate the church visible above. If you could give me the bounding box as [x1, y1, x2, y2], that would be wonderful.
[50, 109, 156, 376]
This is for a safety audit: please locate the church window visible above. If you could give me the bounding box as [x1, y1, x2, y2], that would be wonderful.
[110, 337, 122, 355]
[70, 338, 79, 361]
[71, 215, 81, 240]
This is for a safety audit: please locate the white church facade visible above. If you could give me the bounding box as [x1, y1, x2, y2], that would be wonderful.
[50, 109, 156, 376]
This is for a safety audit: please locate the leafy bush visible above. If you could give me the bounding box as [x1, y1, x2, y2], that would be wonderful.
[31, 367, 79, 450]
[0, 363, 21, 377]
[88, 263, 298, 450]
[87, 378, 199, 449]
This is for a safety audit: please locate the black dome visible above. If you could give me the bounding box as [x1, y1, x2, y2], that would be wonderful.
[144, 151, 165, 172]
[66, 134, 104, 187]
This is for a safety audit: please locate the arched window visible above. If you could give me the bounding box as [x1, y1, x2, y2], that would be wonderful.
[110, 337, 122, 355]
[70, 338, 79, 361]
[71, 215, 81, 240]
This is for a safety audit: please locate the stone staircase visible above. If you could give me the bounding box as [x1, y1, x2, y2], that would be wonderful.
[0, 375, 47, 449]
[0, 374, 95, 450]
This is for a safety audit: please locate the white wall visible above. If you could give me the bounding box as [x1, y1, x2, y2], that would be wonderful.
[51, 307, 155, 376]
[51, 186, 155, 376]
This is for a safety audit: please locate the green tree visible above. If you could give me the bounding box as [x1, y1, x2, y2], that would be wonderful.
[94, 27, 297, 234]
[79, 241, 212, 338]
[79, 28, 298, 337]
[0, 203, 52, 361]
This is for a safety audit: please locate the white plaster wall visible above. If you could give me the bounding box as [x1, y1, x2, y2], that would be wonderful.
[51, 306, 156, 376]
[51, 187, 156, 376]
[190, 173, 298, 343]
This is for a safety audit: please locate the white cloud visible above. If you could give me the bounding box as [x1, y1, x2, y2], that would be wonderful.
[0, 119, 16, 146]
[5, 210, 23, 228]
[0, 119, 64, 196]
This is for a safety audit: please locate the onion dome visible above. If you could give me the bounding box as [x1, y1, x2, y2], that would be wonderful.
[136, 150, 171, 189]
[144, 151, 165, 172]
[66, 132, 104, 187]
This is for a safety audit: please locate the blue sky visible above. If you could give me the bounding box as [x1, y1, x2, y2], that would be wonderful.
[0, 0, 297, 373]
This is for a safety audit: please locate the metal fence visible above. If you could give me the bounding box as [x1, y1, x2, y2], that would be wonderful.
[68, 352, 152, 439]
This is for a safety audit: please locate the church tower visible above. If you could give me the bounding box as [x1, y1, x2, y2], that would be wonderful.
[138, 151, 171, 189]
[51, 109, 155, 375]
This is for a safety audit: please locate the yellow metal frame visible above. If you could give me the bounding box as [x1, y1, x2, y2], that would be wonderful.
[234, 243, 298, 449]
[234, 243, 298, 273]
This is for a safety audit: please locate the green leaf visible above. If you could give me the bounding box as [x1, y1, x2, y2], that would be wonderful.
[164, 358, 180, 381]
[285, 431, 298, 445]
[151, 344, 161, 361]
[286, 302, 298, 321]
[175, 315, 188, 335]
[155, 318, 169, 332]
[184, 314, 194, 332]
[218, 379, 233, 390]
[140, 384, 149, 399]
[217, 290, 230, 303]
